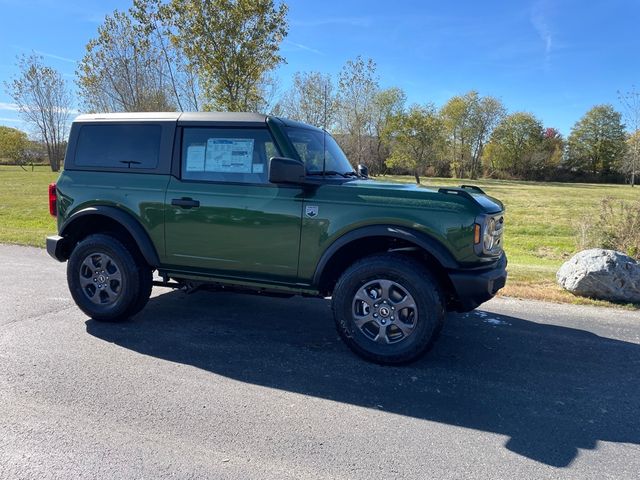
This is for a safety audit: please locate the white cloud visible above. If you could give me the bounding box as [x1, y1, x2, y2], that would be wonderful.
[0, 117, 24, 123]
[0, 102, 78, 115]
[284, 40, 324, 56]
[0, 102, 20, 112]
[34, 50, 76, 64]
[531, 1, 553, 58]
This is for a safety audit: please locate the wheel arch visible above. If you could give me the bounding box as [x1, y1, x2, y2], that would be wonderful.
[312, 225, 459, 300]
[58, 206, 160, 267]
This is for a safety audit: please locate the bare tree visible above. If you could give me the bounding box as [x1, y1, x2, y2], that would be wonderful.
[337, 56, 379, 166]
[5, 54, 72, 172]
[77, 9, 178, 112]
[275, 71, 337, 128]
[132, 0, 201, 111]
[618, 86, 640, 186]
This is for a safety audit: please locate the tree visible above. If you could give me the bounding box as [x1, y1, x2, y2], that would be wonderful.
[468, 95, 505, 179]
[541, 127, 565, 173]
[440, 91, 505, 179]
[383, 104, 444, 184]
[275, 71, 337, 128]
[483, 112, 545, 178]
[131, 0, 201, 111]
[369, 87, 406, 175]
[567, 105, 627, 176]
[623, 131, 640, 183]
[77, 8, 178, 112]
[618, 86, 640, 186]
[5, 54, 72, 171]
[336, 56, 379, 166]
[0, 126, 29, 166]
[168, 0, 288, 111]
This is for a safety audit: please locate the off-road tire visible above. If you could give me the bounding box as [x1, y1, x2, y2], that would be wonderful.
[332, 253, 445, 365]
[67, 233, 152, 322]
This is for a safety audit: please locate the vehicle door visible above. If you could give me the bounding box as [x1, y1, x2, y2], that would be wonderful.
[164, 126, 303, 283]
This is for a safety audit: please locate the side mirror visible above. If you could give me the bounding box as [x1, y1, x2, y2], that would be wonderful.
[357, 164, 369, 178]
[269, 157, 306, 184]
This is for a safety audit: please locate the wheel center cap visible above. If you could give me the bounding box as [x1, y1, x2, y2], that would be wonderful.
[98, 275, 105, 283]
[379, 306, 390, 317]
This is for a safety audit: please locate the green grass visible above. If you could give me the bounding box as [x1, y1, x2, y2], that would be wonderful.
[1, 165, 637, 307]
[0, 165, 58, 247]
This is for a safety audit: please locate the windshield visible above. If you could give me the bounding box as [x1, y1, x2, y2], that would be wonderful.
[285, 127, 354, 175]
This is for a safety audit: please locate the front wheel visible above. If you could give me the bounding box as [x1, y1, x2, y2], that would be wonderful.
[332, 254, 445, 365]
[67, 233, 152, 322]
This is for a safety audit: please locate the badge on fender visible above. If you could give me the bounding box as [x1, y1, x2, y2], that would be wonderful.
[305, 205, 319, 218]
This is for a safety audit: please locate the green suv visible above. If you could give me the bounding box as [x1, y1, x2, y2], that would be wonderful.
[47, 112, 506, 364]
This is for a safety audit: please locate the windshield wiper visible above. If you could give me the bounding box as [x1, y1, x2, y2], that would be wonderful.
[307, 170, 352, 178]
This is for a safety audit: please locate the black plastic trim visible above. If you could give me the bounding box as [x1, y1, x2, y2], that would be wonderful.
[460, 185, 486, 194]
[448, 252, 508, 312]
[59, 206, 161, 267]
[437, 187, 480, 205]
[46, 235, 67, 262]
[312, 225, 459, 287]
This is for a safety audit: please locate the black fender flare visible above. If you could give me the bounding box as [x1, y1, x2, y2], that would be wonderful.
[312, 225, 459, 287]
[60, 206, 161, 267]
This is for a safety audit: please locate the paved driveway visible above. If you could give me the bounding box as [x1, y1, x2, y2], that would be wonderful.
[1, 245, 638, 479]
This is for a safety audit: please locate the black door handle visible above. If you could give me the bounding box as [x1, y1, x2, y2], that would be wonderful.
[171, 198, 200, 209]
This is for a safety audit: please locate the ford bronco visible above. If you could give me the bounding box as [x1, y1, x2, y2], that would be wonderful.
[47, 112, 506, 364]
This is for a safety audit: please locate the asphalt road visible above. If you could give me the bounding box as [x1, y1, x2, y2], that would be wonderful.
[1, 244, 639, 479]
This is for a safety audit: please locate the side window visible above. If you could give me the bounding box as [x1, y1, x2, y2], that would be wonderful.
[181, 127, 279, 183]
[75, 124, 161, 169]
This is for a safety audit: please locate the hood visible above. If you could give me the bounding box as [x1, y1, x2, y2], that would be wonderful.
[344, 180, 504, 214]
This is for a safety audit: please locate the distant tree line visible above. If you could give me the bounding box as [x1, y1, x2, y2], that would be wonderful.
[275, 59, 639, 185]
[2, 0, 639, 184]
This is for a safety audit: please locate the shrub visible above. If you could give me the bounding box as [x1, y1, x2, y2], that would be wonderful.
[577, 197, 640, 258]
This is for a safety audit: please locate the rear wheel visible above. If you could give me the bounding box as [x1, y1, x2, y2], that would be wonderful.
[67, 234, 152, 322]
[332, 253, 445, 365]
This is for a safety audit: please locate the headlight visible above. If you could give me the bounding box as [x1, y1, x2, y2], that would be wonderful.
[475, 214, 504, 256]
[483, 217, 496, 251]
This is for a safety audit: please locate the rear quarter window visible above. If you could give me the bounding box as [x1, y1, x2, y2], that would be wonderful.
[74, 124, 161, 169]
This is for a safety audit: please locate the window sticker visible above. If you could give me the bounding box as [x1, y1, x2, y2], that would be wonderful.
[205, 138, 254, 173]
[185, 144, 206, 172]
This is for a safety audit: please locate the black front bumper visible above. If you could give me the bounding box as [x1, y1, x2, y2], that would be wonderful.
[448, 253, 508, 312]
[46, 235, 69, 262]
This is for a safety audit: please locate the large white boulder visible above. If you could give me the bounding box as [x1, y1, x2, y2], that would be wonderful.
[557, 249, 640, 303]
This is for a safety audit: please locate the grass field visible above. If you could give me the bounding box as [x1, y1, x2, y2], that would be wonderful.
[0, 166, 58, 246]
[1, 165, 638, 307]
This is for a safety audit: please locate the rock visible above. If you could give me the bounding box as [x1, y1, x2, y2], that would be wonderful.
[557, 249, 640, 303]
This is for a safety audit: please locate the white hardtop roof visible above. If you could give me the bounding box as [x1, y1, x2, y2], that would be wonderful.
[73, 112, 268, 123]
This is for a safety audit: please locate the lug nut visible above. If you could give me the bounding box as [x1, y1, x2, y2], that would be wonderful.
[373, 313, 378, 318]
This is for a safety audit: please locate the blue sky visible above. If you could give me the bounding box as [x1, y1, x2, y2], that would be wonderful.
[1, 0, 639, 136]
